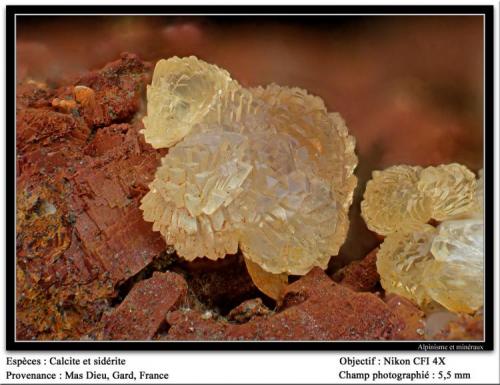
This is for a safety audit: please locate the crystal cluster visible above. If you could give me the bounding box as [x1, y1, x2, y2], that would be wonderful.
[140, 56, 357, 296]
[361, 164, 483, 313]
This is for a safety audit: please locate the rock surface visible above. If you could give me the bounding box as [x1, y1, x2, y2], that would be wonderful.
[16, 53, 164, 340]
[178, 254, 261, 314]
[332, 247, 380, 292]
[166, 269, 404, 341]
[227, 298, 272, 324]
[100, 272, 187, 340]
[384, 294, 426, 340]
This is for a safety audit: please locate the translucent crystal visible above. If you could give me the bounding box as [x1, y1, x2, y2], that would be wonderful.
[363, 164, 484, 313]
[142, 56, 238, 149]
[422, 260, 483, 314]
[244, 257, 288, 300]
[141, 132, 247, 260]
[237, 131, 348, 275]
[140, 56, 357, 276]
[377, 225, 437, 307]
[423, 219, 483, 313]
[361, 165, 432, 235]
[431, 219, 483, 267]
[417, 163, 477, 221]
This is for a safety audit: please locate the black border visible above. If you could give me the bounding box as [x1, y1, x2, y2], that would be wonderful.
[6, 5, 495, 351]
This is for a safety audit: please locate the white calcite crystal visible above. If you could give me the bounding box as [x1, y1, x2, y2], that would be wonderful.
[362, 164, 484, 313]
[140, 56, 357, 295]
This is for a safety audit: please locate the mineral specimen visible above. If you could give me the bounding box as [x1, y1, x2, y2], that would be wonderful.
[376, 225, 437, 306]
[16, 54, 159, 340]
[361, 165, 432, 235]
[361, 164, 483, 313]
[140, 56, 357, 297]
[417, 164, 477, 221]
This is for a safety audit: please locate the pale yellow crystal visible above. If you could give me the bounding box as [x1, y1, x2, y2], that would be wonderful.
[251, 85, 358, 207]
[377, 218, 484, 313]
[367, 165, 484, 314]
[361, 165, 432, 235]
[142, 56, 238, 149]
[234, 86, 356, 275]
[431, 219, 483, 267]
[140, 132, 248, 260]
[423, 219, 483, 313]
[423, 261, 483, 314]
[140, 56, 358, 276]
[244, 257, 288, 301]
[377, 225, 437, 306]
[417, 163, 477, 221]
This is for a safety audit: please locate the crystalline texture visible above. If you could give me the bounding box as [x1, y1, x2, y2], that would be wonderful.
[361, 164, 478, 235]
[417, 164, 477, 220]
[431, 219, 483, 267]
[423, 219, 483, 313]
[376, 225, 437, 307]
[362, 164, 484, 314]
[140, 132, 248, 260]
[142, 56, 237, 149]
[140, 56, 357, 281]
[361, 165, 432, 236]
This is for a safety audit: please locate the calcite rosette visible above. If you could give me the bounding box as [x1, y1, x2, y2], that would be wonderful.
[140, 56, 357, 298]
[361, 164, 484, 313]
[360, 166, 432, 235]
